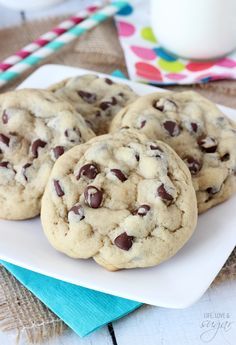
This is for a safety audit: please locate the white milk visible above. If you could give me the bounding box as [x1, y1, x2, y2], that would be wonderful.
[151, 0, 236, 60]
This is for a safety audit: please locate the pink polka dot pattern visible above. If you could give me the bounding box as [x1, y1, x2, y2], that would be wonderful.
[117, 20, 135, 37]
[115, 2, 236, 85]
[131, 46, 156, 60]
[135, 62, 163, 81]
[216, 58, 236, 68]
[166, 73, 187, 81]
[186, 62, 215, 72]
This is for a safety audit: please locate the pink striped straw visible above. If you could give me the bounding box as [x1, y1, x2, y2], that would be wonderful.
[0, 5, 100, 72]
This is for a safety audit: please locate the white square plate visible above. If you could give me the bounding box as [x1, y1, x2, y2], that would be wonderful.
[0, 64, 235, 308]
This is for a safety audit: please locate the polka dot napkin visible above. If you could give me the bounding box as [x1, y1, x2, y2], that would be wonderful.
[114, 0, 236, 85]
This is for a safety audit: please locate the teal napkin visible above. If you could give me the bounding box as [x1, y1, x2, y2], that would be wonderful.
[0, 260, 141, 337]
[0, 70, 142, 337]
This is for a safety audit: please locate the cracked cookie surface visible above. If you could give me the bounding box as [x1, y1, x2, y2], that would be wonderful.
[41, 130, 197, 271]
[0, 89, 95, 220]
[110, 91, 236, 213]
[48, 74, 138, 135]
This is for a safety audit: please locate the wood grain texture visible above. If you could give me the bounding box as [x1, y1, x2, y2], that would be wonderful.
[113, 280, 236, 345]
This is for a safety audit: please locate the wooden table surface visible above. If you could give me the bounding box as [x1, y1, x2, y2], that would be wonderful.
[0, 1, 235, 344]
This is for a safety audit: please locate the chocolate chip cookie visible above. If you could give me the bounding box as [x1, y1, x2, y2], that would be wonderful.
[41, 130, 197, 271]
[110, 91, 236, 213]
[0, 89, 95, 220]
[48, 74, 138, 135]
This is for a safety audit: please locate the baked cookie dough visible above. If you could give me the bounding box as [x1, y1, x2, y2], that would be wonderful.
[41, 130, 197, 271]
[0, 89, 95, 220]
[110, 91, 236, 213]
[49, 74, 138, 135]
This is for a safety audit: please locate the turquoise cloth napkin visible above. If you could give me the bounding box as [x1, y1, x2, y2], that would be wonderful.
[0, 260, 141, 337]
[0, 70, 142, 337]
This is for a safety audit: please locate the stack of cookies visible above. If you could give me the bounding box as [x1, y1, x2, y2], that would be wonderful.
[0, 74, 235, 271]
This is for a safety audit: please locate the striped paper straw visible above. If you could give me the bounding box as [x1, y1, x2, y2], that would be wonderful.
[0, 4, 100, 72]
[0, 1, 128, 88]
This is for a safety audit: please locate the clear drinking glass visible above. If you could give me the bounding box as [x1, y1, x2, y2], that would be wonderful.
[150, 0, 236, 60]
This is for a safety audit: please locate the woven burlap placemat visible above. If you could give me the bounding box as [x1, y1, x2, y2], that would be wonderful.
[0, 16, 235, 344]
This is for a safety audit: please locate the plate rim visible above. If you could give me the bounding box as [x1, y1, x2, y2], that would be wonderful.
[0, 63, 235, 308]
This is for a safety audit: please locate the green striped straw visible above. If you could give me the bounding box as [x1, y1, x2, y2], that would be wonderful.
[0, 1, 128, 88]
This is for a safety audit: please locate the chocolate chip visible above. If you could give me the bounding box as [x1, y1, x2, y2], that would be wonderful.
[135, 153, 140, 162]
[220, 153, 230, 162]
[149, 144, 163, 157]
[85, 119, 93, 129]
[95, 111, 101, 117]
[22, 163, 32, 181]
[77, 163, 99, 180]
[150, 144, 163, 151]
[100, 101, 109, 111]
[78, 90, 97, 104]
[206, 187, 219, 195]
[84, 186, 103, 208]
[105, 78, 114, 85]
[114, 232, 133, 251]
[154, 102, 164, 111]
[0, 161, 16, 174]
[191, 122, 198, 133]
[2, 110, 8, 124]
[69, 204, 85, 220]
[154, 99, 177, 112]
[163, 121, 180, 137]
[133, 204, 150, 216]
[99, 97, 117, 111]
[31, 139, 47, 158]
[110, 169, 127, 182]
[140, 120, 146, 129]
[0, 161, 9, 168]
[118, 92, 124, 97]
[198, 136, 217, 153]
[184, 156, 202, 175]
[64, 127, 81, 143]
[53, 146, 64, 159]
[0, 133, 10, 146]
[54, 180, 64, 197]
[121, 126, 130, 130]
[157, 183, 173, 202]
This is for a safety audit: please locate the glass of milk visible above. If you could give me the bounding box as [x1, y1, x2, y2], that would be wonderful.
[150, 0, 236, 60]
